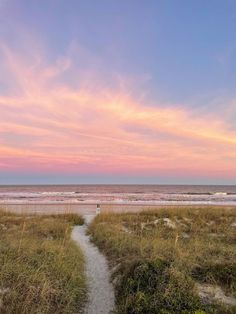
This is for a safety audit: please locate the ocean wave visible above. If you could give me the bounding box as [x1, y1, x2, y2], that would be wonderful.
[0, 186, 236, 205]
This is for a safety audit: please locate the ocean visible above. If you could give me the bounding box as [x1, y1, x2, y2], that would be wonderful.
[0, 184, 236, 206]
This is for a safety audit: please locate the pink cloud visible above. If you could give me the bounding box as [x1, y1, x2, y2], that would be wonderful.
[0, 43, 236, 178]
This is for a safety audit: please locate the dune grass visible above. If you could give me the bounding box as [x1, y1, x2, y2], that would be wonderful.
[0, 210, 86, 314]
[89, 207, 236, 314]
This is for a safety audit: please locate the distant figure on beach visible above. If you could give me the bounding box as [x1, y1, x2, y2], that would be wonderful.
[96, 204, 101, 215]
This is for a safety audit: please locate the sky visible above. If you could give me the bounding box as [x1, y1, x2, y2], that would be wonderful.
[0, 0, 236, 185]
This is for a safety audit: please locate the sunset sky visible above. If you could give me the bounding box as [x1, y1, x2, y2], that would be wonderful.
[0, 0, 236, 184]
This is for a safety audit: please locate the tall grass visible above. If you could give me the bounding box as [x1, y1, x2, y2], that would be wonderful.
[89, 206, 236, 314]
[0, 210, 86, 314]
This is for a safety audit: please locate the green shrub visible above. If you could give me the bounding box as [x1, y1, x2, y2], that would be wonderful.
[116, 259, 206, 313]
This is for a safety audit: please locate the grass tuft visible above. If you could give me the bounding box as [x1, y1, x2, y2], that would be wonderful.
[0, 209, 86, 314]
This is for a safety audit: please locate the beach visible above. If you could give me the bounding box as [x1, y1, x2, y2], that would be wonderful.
[1, 198, 236, 313]
[1, 184, 236, 215]
[1, 202, 236, 216]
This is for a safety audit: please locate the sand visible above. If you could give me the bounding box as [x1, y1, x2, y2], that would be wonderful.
[71, 215, 115, 314]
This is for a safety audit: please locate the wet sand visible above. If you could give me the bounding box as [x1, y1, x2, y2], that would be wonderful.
[1, 202, 235, 216]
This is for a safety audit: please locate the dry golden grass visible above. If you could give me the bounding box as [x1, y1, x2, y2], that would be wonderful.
[89, 207, 236, 314]
[0, 210, 86, 314]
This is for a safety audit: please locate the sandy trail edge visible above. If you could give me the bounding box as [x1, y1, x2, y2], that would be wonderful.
[71, 214, 115, 314]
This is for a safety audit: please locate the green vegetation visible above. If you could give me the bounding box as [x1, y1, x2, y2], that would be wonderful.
[0, 210, 86, 314]
[89, 207, 236, 313]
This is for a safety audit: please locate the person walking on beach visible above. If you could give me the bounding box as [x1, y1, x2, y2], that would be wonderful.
[96, 204, 101, 215]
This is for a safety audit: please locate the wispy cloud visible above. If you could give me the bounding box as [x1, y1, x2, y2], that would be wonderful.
[0, 42, 236, 179]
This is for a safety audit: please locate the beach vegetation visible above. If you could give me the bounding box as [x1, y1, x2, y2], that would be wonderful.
[0, 210, 86, 314]
[89, 206, 236, 313]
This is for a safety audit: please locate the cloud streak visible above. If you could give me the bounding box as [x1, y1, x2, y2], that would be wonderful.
[0, 42, 236, 180]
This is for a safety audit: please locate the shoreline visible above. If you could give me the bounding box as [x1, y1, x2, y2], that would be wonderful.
[1, 202, 236, 215]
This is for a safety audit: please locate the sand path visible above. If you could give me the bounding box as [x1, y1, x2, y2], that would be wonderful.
[71, 215, 115, 314]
